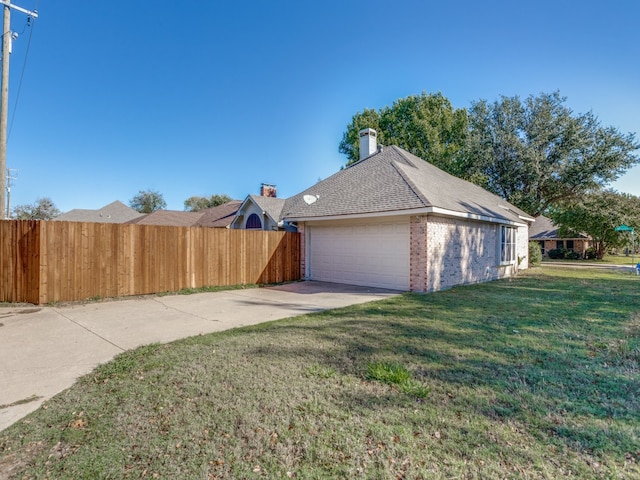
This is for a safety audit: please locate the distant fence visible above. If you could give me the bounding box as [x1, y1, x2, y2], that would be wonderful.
[0, 220, 300, 304]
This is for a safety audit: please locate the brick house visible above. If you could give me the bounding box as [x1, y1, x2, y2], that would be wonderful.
[281, 128, 533, 292]
[529, 215, 592, 257]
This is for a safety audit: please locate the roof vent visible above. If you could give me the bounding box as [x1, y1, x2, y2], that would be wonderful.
[359, 128, 377, 160]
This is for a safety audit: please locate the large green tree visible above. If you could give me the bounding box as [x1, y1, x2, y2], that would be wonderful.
[339, 92, 468, 174]
[129, 189, 166, 214]
[12, 197, 60, 220]
[465, 92, 640, 216]
[340, 91, 640, 217]
[184, 194, 232, 212]
[549, 190, 640, 259]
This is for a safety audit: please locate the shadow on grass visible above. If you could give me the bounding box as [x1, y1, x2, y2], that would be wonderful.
[243, 270, 640, 456]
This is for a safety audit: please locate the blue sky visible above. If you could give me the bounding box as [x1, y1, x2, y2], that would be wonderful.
[5, 0, 640, 213]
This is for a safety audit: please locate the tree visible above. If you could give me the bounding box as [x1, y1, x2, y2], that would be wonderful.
[464, 91, 640, 216]
[339, 92, 468, 174]
[129, 189, 166, 214]
[184, 194, 232, 212]
[549, 190, 640, 259]
[12, 197, 60, 220]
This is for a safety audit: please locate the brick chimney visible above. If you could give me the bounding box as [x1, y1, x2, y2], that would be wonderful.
[260, 183, 277, 197]
[359, 128, 378, 160]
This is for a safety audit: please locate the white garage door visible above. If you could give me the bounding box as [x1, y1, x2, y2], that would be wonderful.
[308, 219, 410, 290]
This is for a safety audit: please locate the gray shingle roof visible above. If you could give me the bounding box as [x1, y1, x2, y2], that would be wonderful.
[283, 146, 532, 224]
[196, 201, 242, 228]
[126, 210, 205, 227]
[55, 201, 144, 223]
[125, 201, 242, 228]
[529, 215, 589, 240]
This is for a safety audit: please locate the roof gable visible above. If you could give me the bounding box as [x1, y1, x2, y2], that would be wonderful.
[232, 195, 287, 227]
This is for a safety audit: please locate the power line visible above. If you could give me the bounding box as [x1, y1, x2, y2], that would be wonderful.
[0, 0, 39, 219]
[8, 11, 36, 140]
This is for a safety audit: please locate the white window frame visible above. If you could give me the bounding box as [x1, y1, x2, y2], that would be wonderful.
[500, 225, 516, 265]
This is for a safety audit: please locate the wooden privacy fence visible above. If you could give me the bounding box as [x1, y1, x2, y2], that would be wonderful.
[0, 220, 300, 304]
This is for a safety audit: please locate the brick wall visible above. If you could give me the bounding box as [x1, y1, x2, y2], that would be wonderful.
[409, 216, 429, 292]
[538, 238, 591, 257]
[429, 216, 497, 292]
[516, 225, 529, 268]
[298, 223, 306, 279]
[410, 215, 527, 292]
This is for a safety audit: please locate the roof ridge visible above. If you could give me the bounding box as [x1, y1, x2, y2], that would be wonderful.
[343, 148, 384, 169]
[390, 160, 431, 207]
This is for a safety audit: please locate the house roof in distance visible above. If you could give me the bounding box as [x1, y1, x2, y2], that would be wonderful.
[283, 145, 533, 224]
[126, 201, 242, 228]
[196, 200, 242, 228]
[126, 210, 205, 227]
[529, 215, 590, 240]
[55, 201, 144, 224]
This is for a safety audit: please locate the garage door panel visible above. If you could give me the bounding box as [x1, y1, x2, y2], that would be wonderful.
[308, 220, 409, 290]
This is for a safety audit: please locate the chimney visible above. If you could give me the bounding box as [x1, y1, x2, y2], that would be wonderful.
[359, 128, 378, 160]
[260, 183, 277, 197]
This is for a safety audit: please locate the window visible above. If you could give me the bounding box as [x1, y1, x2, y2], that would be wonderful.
[500, 225, 516, 264]
[566, 240, 574, 251]
[556, 240, 565, 250]
[246, 213, 262, 229]
[538, 241, 545, 255]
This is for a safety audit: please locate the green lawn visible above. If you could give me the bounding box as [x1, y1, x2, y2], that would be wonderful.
[1, 267, 639, 479]
[601, 255, 639, 266]
[543, 254, 639, 266]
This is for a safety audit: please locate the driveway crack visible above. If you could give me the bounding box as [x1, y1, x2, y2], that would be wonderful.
[151, 298, 220, 323]
[51, 309, 126, 352]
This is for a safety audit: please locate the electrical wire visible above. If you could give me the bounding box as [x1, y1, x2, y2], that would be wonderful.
[8, 0, 38, 141]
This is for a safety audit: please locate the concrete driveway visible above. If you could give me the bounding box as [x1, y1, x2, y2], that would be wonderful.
[0, 281, 400, 433]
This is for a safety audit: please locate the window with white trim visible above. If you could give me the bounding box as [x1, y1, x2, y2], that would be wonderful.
[500, 225, 516, 264]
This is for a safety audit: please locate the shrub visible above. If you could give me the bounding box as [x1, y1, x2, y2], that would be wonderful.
[565, 250, 581, 260]
[528, 242, 542, 266]
[548, 248, 566, 259]
[585, 247, 597, 260]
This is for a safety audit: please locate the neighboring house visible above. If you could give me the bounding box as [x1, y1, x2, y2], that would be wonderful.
[529, 215, 591, 257]
[231, 184, 296, 231]
[282, 128, 534, 292]
[196, 200, 243, 228]
[55, 201, 144, 224]
[127, 210, 207, 227]
[127, 201, 242, 228]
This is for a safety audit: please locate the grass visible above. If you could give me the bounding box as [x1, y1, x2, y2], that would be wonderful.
[543, 254, 639, 265]
[1, 267, 639, 479]
[42, 283, 262, 307]
[601, 255, 639, 266]
[366, 362, 430, 399]
[160, 283, 261, 297]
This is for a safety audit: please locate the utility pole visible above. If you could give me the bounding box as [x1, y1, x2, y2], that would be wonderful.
[0, 1, 37, 218]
